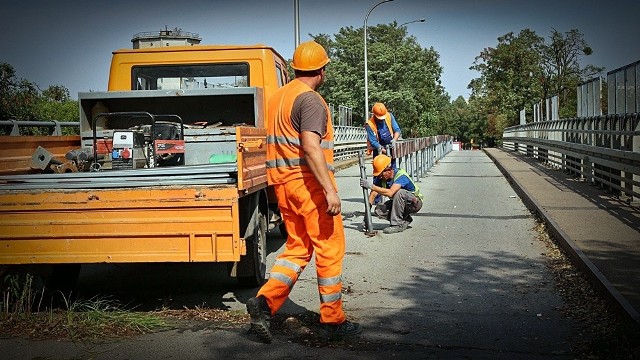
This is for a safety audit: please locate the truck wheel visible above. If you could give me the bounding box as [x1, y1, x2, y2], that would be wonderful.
[237, 207, 267, 288]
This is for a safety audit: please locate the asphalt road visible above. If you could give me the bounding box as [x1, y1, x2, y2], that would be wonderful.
[1, 150, 585, 359]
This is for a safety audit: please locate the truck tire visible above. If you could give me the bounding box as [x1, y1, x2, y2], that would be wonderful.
[237, 204, 268, 288]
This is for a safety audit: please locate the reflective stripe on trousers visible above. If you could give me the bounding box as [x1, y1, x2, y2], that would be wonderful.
[256, 178, 346, 325]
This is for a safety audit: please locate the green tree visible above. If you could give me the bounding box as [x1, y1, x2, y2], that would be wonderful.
[1, 63, 78, 135]
[42, 85, 71, 102]
[540, 28, 604, 118]
[470, 29, 545, 128]
[437, 95, 470, 141]
[33, 85, 78, 122]
[0, 62, 39, 121]
[311, 22, 447, 138]
[467, 28, 602, 144]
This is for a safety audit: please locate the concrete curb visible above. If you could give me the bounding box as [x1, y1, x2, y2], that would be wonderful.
[484, 148, 640, 326]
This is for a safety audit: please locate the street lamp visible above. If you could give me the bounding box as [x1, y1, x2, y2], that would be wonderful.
[399, 18, 425, 27]
[364, 0, 394, 121]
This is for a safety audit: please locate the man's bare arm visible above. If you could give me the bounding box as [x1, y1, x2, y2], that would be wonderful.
[300, 130, 341, 215]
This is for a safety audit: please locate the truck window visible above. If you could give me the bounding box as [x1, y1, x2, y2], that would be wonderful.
[132, 63, 249, 90]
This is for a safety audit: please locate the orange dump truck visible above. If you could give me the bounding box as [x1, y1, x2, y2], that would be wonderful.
[0, 44, 291, 288]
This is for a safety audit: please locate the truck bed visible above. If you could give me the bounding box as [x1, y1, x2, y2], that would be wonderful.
[0, 125, 266, 265]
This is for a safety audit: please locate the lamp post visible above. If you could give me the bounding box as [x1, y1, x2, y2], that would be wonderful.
[293, 0, 300, 48]
[399, 18, 425, 27]
[364, 0, 394, 121]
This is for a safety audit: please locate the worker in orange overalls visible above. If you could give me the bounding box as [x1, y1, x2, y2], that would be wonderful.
[246, 40, 362, 343]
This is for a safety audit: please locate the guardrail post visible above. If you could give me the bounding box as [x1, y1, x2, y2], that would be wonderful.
[10, 120, 20, 136]
[633, 114, 640, 201]
[583, 156, 593, 184]
[52, 120, 62, 136]
[411, 151, 416, 180]
[429, 144, 433, 169]
[420, 144, 427, 176]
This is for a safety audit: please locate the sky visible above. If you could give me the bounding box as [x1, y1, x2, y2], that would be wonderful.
[2, 0, 639, 102]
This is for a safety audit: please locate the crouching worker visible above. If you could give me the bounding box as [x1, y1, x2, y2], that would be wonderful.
[360, 154, 423, 234]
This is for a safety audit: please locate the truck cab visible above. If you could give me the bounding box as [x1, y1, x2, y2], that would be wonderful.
[108, 44, 290, 126]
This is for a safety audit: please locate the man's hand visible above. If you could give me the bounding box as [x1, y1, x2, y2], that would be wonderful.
[325, 191, 341, 216]
[390, 139, 396, 147]
[360, 178, 373, 190]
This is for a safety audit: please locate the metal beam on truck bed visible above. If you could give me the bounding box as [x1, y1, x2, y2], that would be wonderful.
[0, 163, 238, 190]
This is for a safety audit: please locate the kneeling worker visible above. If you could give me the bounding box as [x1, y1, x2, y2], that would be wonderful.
[360, 154, 423, 234]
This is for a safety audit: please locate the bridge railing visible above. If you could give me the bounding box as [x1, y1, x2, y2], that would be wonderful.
[333, 125, 453, 177]
[0, 119, 80, 136]
[333, 125, 368, 162]
[502, 113, 640, 200]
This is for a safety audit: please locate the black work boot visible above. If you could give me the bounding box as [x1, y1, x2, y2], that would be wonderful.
[321, 320, 363, 339]
[246, 296, 272, 343]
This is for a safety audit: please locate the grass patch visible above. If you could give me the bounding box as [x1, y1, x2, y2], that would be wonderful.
[1, 271, 167, 340]
[1, 294, 168, 340]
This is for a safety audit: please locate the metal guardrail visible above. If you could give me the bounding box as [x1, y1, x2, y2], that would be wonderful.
[333, 125, 368, 162]
[0, 120, 79, 136]
[333, 126, 453, 174]
[502, 113, 640, 200]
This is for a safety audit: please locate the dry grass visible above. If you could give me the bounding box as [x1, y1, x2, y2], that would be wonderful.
[534, 221, 640, 359]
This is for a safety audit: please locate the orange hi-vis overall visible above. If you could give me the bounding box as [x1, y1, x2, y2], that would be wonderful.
[263, 79, 346, 325]
[366, 113, 393, 155]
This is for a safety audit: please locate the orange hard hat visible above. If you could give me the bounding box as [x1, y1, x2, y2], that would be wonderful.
[372, 154, 392, 176]
[291, 40, 330, 71]
[372, 102, 387, 119]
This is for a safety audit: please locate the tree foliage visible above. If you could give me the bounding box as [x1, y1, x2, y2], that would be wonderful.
[309, 22, 448, 138]
[468, 28, 602, 144]
[33, 85, 78, 123]
[1, 63, 40, 121]
[539, 28, 604, 118]
[470, 29, 545, 127]
[0, 62, 78, 135]
[307, 24, 602, 146]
